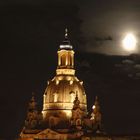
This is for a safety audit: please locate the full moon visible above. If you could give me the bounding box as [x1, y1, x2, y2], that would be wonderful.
[122, 33, 137, 51]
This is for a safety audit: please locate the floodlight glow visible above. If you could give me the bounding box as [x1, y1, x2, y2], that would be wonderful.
[60, 45, 73, 49]
[92, 105, 96, 109]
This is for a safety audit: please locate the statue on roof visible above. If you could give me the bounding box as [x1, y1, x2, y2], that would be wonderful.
[24, 93, 43, 130]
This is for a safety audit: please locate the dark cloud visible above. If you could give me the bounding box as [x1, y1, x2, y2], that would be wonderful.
[115, 58, 140, 79]
[94, 36, 113, 41]
[134, 64, 140, 70]
[122, 59, 135, 64]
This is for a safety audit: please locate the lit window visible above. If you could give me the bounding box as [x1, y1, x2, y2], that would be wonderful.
[70, 80, 73, 85]
[92, 105, 96, 109]
[53, 93, 58, 102]
[80, 81, 83, 85]
[70, 91, 75, 102]
[56, 80, 59, 85]
[47, 81, 50, 85]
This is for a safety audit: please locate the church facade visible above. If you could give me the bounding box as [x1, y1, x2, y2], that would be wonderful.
[19, 29, 102, 139]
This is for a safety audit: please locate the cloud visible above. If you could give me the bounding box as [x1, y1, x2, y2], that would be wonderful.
[83, 40, 127, 55]
[134, 64, 140, 70]
[94, 36, 113, 41]
[115, 59, 140, 79]
[122, 59, 135, 65]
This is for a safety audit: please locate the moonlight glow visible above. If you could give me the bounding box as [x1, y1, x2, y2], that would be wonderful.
[122, 33, 137, 51]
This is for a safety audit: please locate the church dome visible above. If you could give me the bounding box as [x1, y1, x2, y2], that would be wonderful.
[43, 75, 87, 109]
[42, 75, 87, 119]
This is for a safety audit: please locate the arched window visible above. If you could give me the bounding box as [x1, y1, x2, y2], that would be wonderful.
[70, 91, 75, 102]
[70, 53, 73, 67]
[53, 93, 58, 102]
[61, 54, 66, 66]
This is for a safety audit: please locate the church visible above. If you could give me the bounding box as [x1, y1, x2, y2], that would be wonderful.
[19, 29, 102, 139]
[19, 30, 140, 140]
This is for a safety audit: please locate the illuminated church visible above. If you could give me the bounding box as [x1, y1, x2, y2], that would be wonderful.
[20, 29, 102, 140]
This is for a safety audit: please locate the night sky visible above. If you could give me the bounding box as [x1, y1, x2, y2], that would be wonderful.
[0, 0, 140, 139]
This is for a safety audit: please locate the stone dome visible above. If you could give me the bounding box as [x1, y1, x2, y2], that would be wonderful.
[42, 75, 87, 118]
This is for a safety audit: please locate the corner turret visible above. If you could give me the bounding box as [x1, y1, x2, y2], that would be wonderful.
[91, 96, 102, 132]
